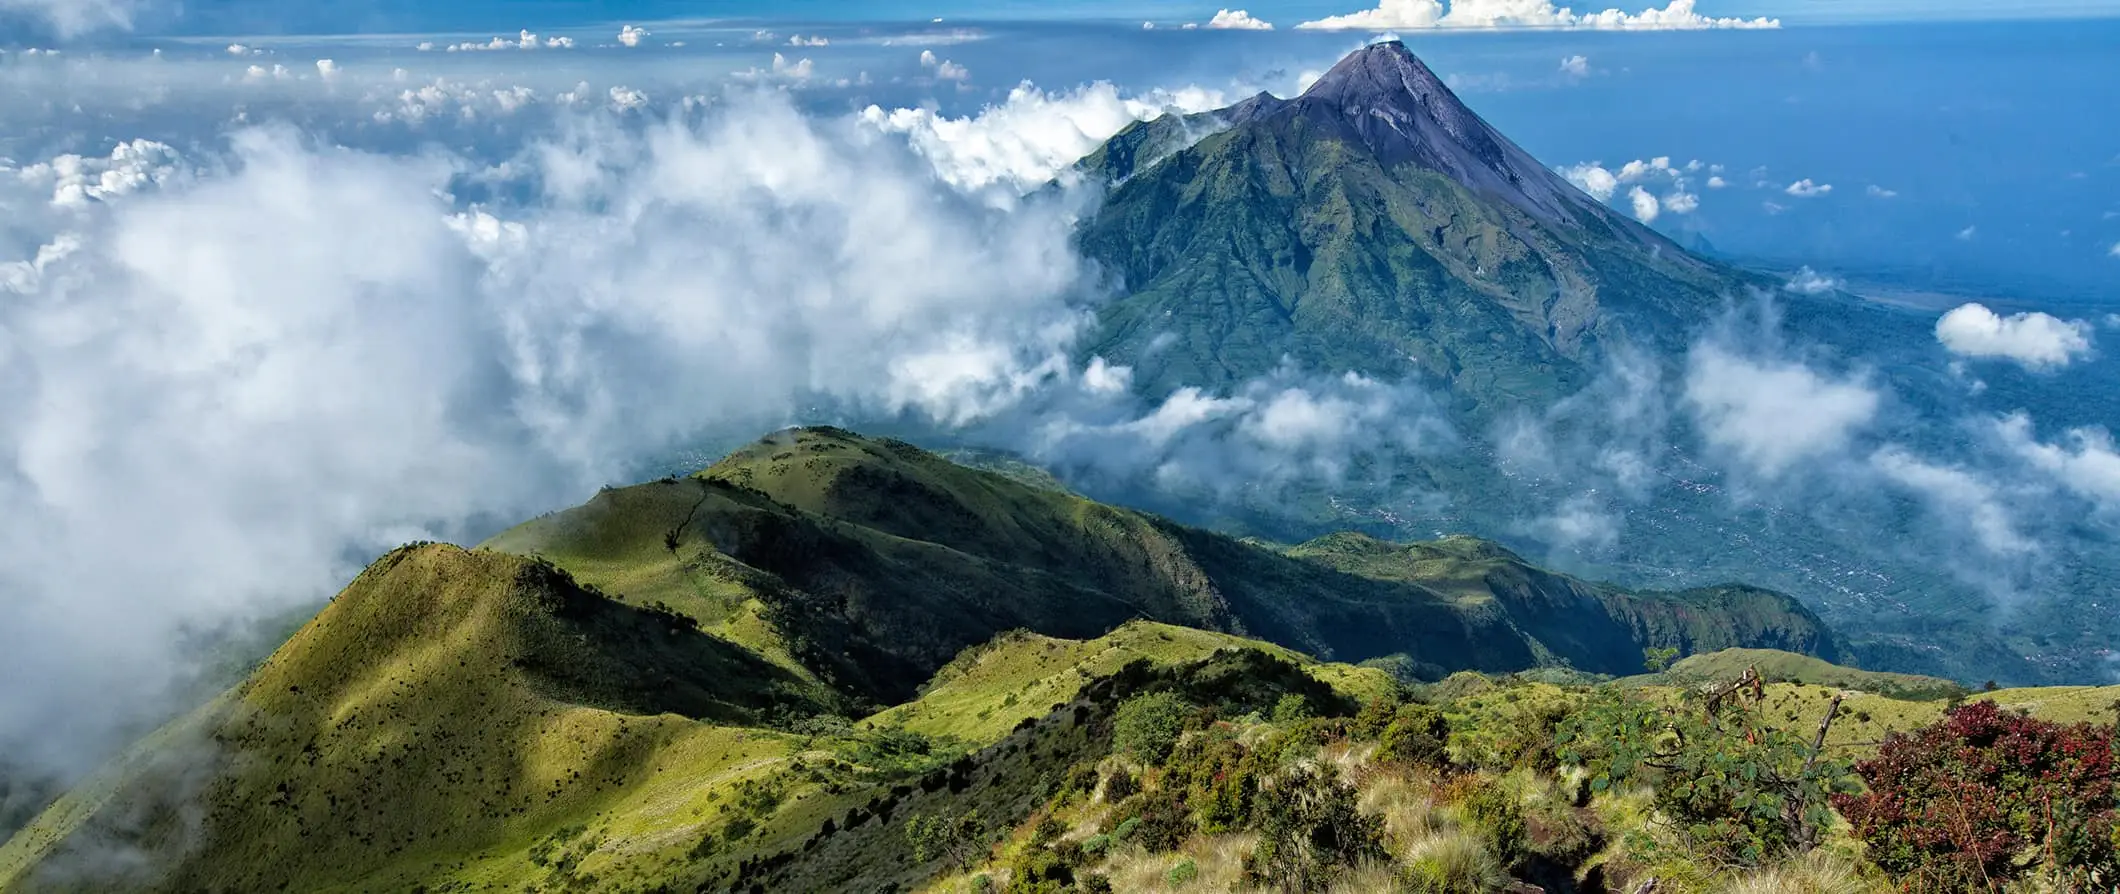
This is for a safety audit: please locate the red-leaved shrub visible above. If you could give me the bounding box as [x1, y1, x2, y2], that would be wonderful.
[1833, 700, 2119, 892]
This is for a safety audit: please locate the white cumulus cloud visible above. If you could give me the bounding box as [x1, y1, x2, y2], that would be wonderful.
[860, 81, 1227, 194]
[1783, 266, 1840, 295]
[1934, 303, 2093, 370]
[1559, 54, 1590, 77]
[1784, 178, 1832, 197]
[1627, 185, 1660, 223]
[1298, 0, 1778, 31]
[1207, 9, 1275, 29]
[617, 24, 650, 47]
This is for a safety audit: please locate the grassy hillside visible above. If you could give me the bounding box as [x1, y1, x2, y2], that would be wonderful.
[0, 559, 1387, 893]
[1646, 647, 1968, 702]
[4, 543, 2112, 892]
[487, 427, 1843, 704]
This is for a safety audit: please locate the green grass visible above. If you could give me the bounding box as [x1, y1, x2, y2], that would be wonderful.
[1640, 648, 1967, 702]
[0, 428, 1954, 893]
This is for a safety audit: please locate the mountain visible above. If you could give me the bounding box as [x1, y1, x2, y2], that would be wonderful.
[1076, 40, 1755, 409]
[0, 426, 1847, 891]
[484, 426, 1842, 701]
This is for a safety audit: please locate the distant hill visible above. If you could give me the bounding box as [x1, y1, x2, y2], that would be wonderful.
[1639, 647, 1968, 702]
[486, 426, 1842, 702]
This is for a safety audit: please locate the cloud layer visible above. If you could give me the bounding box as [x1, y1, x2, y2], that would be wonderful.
[1299, 0, 1778, 30]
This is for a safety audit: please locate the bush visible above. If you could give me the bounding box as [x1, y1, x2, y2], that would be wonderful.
[1100, 767, 1137, 802]
[905, 809, 987, 871]
[1450, 778, 1526, 870]
[1113, 691, 1192, 764]
[1272, 693, 1316, 725]
[1242, 764, 1386, 891]
[1833, 699, 2119, 892]
[1557, 685, 1857, 866]
[1377, 704, 1450, 769]
[1165, 857, 1199, 886]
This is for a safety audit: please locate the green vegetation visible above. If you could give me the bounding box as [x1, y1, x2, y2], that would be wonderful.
[1643, 647, 1968, 702]
[4, 427, 2114, 893]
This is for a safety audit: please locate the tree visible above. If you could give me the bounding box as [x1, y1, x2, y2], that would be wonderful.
[1642, 646, 1681, 674]
[1556, 679, 1857, 865]
[906, 809, 988, 872]
[1113, 691, 1192, 764]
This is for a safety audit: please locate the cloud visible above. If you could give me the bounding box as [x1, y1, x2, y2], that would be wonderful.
[0, 94, 1114, 777]
[1706, 175, 1727, 188]
[1026, 368, 1452, 494]
[919, 49, 969, 81]
[1996, 414, 2120, 510]
[437, 31, 576, 52]
[1870, 448, 2034, 556]
[13, 140, 184, 208]
[1563, 156, 1707, 216]
[733, 54, 815, 84]
[789, 34, 830, 47]
[0, 0, 142, 37]
[1297, 0, 1778, 31]
[1207, 9, 1275, 29]
[1558, 54, 1589, 77]
[1627, 185, 1659, 223]
[1683, 342, 1880, 477]
[314, 59, 339, 80]
[1561, 163, 1619, 201]
[617, 24, 650, 47]
[1784, 178, 1832, 197]
[1866, 185, 1897, 198]
[1934, 303, 2094, 370]
[1783, 266, 1840, 295]
[859, 81, 1227, 194]
[2108, 241, 2119, 258]
[1956, 225, 1977, 241]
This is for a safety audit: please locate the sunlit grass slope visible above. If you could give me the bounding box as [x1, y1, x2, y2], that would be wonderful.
[488, 427, 1845, 699]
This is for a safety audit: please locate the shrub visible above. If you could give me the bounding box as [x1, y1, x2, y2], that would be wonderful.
[1101, 767, 1137, 802]
[1116, 786, 1193, 853]
[1242, 764, 1386, 891]
[1450, 778, 1527, 870]
[1113, 691, 1192, 764]
[1833, 699, 2119, 892]
[1165, 857, 1199, 886]
[1377, 704, 1451, 769]
[1272, 694, 1316, 725]
[1557, 685, 1857, 866]
[905, 809, 988, 871]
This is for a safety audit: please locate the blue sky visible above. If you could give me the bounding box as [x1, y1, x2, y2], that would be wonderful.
[8, 0, 2118, 41]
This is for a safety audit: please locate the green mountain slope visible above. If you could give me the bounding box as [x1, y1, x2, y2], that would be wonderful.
[1076, 40, 1756, 408]
[0, 427, 1855, 891]
[1644, 647, 1968, 702]
[487, 427, 1839, 696]
[0, 561, 1378, 893]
